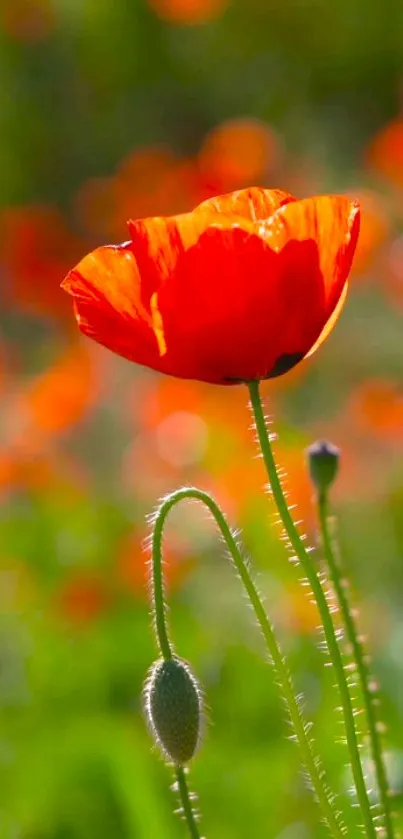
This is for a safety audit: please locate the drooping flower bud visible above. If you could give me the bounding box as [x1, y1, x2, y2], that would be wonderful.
[306, 440, 340, 494]
[143, 657, 203, 765]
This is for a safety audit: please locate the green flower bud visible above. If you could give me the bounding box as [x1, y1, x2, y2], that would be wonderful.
[144, 657, 203, 765]
[306, 440, 340, 494]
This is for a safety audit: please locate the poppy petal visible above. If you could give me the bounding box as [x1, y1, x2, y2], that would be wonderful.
[127, 212, 212, 304]
[61, 243, 164, 371]
[62, 191, 360, 385]
[304, 281, 349, 360]
[152, 196, 359, 384]
[260, 195, 360, 360]
[126, 189, 294, 302]
[151, 225, 287, 383]
[249, 196, 358, 370]
[128, 207, 254, 307]
[196, 186, 295, 221]
[262, 195, 360, 306]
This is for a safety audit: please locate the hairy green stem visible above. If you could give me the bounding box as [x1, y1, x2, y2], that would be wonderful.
[152, 503, 173, 661]
[317, 491, 394, 839]
[151, 494, 200, 838]
[152, 487, 345, 838]
[247, 379, 376, 839]
[175, 767, 201, 839]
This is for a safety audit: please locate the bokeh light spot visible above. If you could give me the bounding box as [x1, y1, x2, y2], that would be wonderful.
[156, 410, 208, 467]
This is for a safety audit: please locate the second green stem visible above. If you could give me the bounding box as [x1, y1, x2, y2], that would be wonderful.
[317, 491, 394, 839]
[248, 379, 376, 839]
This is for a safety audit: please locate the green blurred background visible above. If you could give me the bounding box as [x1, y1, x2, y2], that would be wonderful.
[1, 1, 403, 837]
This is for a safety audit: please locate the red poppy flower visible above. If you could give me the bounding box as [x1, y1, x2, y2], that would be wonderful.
[62, 187, 360, 385]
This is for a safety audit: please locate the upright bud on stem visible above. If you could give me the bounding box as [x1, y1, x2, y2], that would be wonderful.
[143, 657, 203, 766]
[306, 440, 340, 495]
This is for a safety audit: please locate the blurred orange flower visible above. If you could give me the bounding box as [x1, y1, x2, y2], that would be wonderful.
[56, 573, 110, 626]
[0, 205, 83, 322]
[147, 0, 229, 25]
[76, 148, 210, 241]
[0, 344, 99, 496]
[366, 117, 403, 188]
[199, 118, 281, 192]
[0, 0, 55, 42]
[63, 187, 360, 385]
[0, 448, 90, 497]
[2, 343, 99, 446]
[349, 378, 403, 441]
[0, 449, 53, 492]
[113, 147, 177, 232]
[348, 189, 391, 277]
[24, 344, 99, 436]
[114, 148, 210, 232]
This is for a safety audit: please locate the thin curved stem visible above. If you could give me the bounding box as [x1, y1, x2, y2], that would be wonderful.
[317, 491, 394, 839]
[152, 487, 345, 838]
[175, 767, 201, 839]
[151, 496, 200, 839]
[247, 379, 376, 839]
[152, 501, 173, 661]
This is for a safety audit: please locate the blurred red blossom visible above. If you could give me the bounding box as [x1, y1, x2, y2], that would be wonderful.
[147, 0, 229, 25]
[349, 378, 403, 442]
[198, 118, 281, 193]
[23, 343, 100, 436]
[0, 448, 90, 497]
[56, 572, 110, 626]
[0, 205, 84, 323]
[75, 147, 211, 241]
[0, 0, 55, 42]
[1, 343, 100, 446]
[366, 117, 403, 189]
[347, 189, 391, 278]
[0, 343, 100, 496]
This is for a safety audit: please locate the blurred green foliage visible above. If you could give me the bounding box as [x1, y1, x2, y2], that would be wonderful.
[1, 1, 403, 838]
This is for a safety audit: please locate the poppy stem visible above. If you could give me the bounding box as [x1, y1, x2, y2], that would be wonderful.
[150, 495, 201, 839]
[316, 490, 394, 839]
[175, 766, 202, 839]
[247, 378, 377, 839]
[151, 499, 173, 662]
[151, 487, 346, 838]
